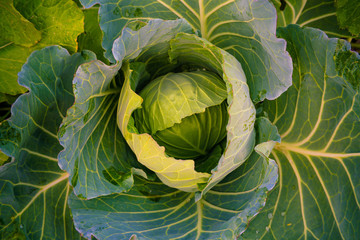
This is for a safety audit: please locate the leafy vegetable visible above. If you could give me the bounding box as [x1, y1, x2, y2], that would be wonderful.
[0, 0, 359, 239]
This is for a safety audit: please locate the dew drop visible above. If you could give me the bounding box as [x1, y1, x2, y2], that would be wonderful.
[268, 213, 273, 219]
[281, 211, 286, 216]
[20, 224, 23, 229]
[265, 226, 269, 232]
[256, 230, 259, 234]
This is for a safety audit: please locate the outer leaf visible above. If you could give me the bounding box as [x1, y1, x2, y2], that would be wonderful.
[0, 0, 84, 95]
[336, 0, 360, 36]
[0, 43, 32, 95]
[78, 7, 109, 63]
[0, 0, 41, 47]
[68, 118, 279, 239]
[270, 0, 354, 38]
[84, 0, 292, 101]
[12, 0, 83, 52]
[0, 46, 92, 239]
[58, 59, 141, 199]
[242, 25, 360, 239]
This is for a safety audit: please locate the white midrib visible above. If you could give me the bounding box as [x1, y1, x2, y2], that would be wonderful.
[277, 142, 360, 211]
[199, 0, 207, 39]
[299, 12, 336, 27]
[195, 200, 203, 240]
[303, 154, 345, 239]
[4, 173, 69, 236]
[282, 150, 309, 240]
[292, 0, 307, 24]
[276, 142, 360, 158]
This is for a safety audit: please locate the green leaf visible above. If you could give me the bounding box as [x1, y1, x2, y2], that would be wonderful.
[0, 120, 19, 159]
[242, 25, 360, 239]
[0, 151, 10, 166]
[0, 94, 6, 103]
[80, 0, 99, 8]
[78, 7, 109, 63]
[0, 44, 32, 94]
[0, 0, 84, 95]
[86, 0, 292, 101]
[254, 117, 281, 159]
[270, 0, 354, 38]
[0, 46, 93, 239]
[0, 0, 41, 47]
[68, 121, 278, 239]
[58, 58, 143, 199]
[336, 0, 360, 36]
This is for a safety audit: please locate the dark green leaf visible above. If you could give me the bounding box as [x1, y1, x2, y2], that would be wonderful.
[85, 0, 293, 101]
[78, 7, 109, 63]
[68, 119, 278, 239]
[0, 46, 94, 239]
[336, 0, 360, 36]
[270, 0, 353, 38]
[58, 58, 142, 199]
[0, 120, 19, 159]
[242, 25, 360, 240]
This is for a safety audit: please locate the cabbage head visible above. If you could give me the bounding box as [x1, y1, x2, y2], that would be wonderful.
[2, 0, 360, 239]
[54, 17, 290, 238]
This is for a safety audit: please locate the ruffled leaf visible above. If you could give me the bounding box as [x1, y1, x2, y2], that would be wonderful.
[0, 46, 91, 239]
[242, 25, 360, 239]
[69, 118, 278, 239]
[0, 0, 84, 95]
[83, 0, 293, 101]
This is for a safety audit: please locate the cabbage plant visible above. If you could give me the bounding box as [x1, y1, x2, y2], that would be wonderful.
[0, 0, 359, 239]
